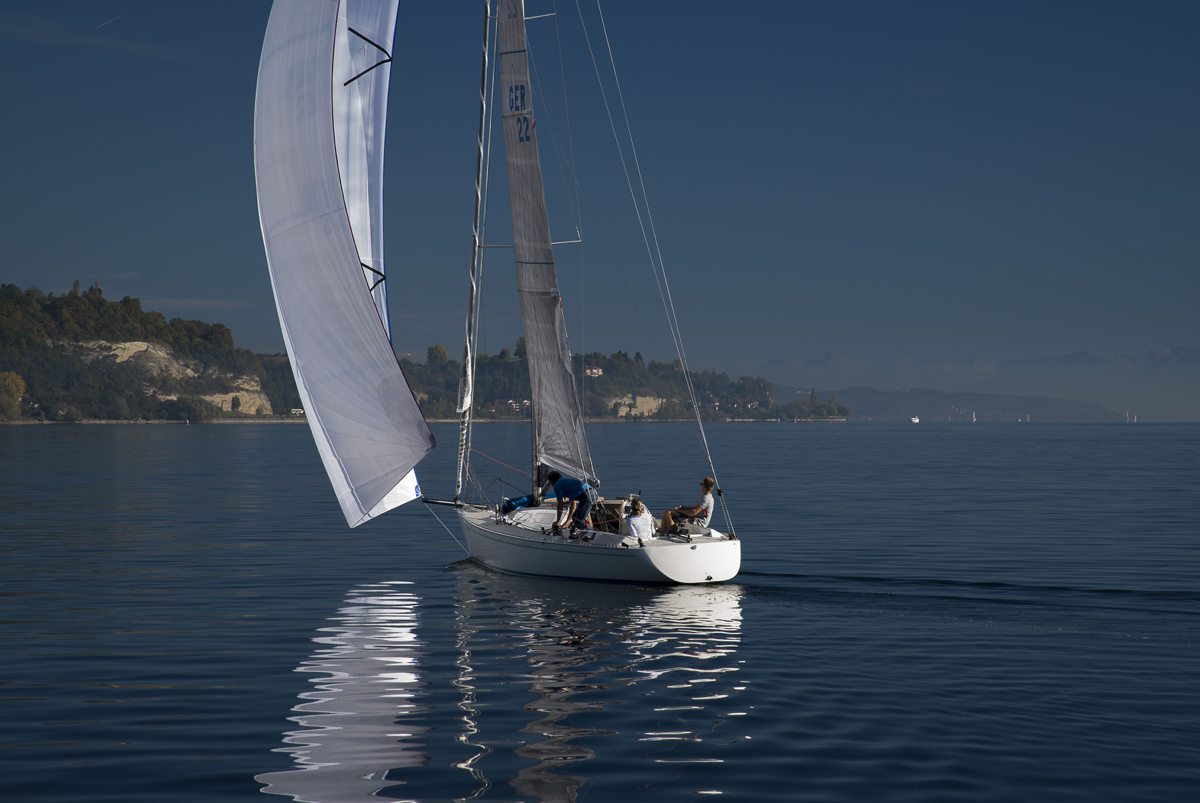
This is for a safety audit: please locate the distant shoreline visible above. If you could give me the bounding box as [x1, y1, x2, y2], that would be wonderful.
[0, 417, 310, 425]
[3, 417, 1160, 427]
[2, 416, 836, 426]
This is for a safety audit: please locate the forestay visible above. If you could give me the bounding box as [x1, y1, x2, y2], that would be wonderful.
[255, 0, 433, 527]
[497, 1, 596, 484]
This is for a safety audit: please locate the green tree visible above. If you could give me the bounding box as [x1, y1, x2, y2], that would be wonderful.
[0, 371, 25, 420]
[810, 387, 818, 404]
[514, 336, 527, 359]
[231, 395, 241, 412]
[427, 344, 448, 364]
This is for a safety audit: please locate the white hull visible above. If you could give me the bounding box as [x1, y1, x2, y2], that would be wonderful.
[456, 507, 740, 584]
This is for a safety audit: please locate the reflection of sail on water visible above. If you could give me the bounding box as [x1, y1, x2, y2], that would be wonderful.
[256, 582, 426, 803]
[260, 571, 744, 802]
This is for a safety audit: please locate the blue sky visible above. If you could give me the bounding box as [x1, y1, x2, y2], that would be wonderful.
[2, 2, 1197, 380]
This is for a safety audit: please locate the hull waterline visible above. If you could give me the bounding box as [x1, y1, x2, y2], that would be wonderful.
[456, 507, 740, 585]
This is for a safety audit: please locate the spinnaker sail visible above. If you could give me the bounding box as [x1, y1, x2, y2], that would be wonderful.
[333, 0, 397, 335]
[497, 1, 596, 484]
[254, 0, 433, 528]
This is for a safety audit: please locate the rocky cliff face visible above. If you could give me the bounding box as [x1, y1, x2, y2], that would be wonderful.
[199, 375, 274, 416]
[66, 340, 275, 415]
[71, 340, 199, 377]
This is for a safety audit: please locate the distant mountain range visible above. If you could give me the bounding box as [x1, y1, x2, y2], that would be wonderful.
[757, 347, 1200, 422]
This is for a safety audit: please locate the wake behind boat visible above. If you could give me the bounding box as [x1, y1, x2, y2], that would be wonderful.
[253, 0, 739, 584]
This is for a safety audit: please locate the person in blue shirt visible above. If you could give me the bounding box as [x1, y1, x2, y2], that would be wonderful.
[542, 470, 596, 531]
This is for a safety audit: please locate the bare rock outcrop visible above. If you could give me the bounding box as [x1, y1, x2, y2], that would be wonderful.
[203, 375, 274, 416]
[69, 340, 200, 378]
[62, 340, 274, 415]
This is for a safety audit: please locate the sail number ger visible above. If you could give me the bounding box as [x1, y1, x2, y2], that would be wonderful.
[509, 84, 532, 142]
[509, 84, 527, 112]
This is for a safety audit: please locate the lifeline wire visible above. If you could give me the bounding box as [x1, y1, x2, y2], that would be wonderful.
[426, 504, 470, 555]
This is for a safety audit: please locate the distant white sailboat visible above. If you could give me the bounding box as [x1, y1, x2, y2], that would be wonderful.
[253, 0, 739, 584]
[910, 415, 920, 424]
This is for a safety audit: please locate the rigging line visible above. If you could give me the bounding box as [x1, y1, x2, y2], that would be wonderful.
[477, 468, 527, 495]
[468, 464, 491, 506]
[592, 15, 724, 523]
[342, 27, 394, 87]
[347, 26, 392, 58]
[592, 0, 694, 389]
[528, 35, 596, 468]
[528, 15, 600, 481]
[471, 448, 533, 477]
[426, 505, 470, 554]
[614, 258, 655, 345]
[593, 2, 696, 422]
[593, 0, 689, 375]
[525, 39, 595, 483]
[343, 58, 391, 87]
[527, 47, 583, 238]
[574, 0, 684, 364]
[552, 0, 582, 239]
[532, 57, 654, 352]
[587, 0, 734, 534]
[590, 2, 711, 441]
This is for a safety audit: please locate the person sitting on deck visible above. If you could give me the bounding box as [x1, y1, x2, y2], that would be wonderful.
[623, 498, 654, 541]
[658, 477, 716, 535]
[542, 470, 597, 531]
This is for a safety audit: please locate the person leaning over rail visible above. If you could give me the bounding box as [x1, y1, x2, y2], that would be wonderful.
[542, 470, 597, 532]
[657, 477, 716, 535]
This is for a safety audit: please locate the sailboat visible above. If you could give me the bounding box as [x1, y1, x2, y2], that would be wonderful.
[253, 0, 740, 584]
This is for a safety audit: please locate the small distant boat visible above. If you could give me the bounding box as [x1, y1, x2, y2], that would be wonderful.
[910, 416, 920, 424]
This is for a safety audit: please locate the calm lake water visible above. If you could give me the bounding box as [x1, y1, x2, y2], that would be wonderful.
[2, 422, 1198, 802]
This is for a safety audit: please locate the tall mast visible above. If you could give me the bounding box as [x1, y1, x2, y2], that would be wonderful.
[455, 0, 494, 500]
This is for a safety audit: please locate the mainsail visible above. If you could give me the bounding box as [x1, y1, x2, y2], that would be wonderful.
[255, 0, 433, 528]
[497, 1, 596, 484]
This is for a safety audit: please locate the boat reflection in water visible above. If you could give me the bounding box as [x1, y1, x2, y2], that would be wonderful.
[259, 566, 744, 802]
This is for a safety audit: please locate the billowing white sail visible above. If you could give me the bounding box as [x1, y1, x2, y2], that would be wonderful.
[497, 1, 596, 484]
[255, 0, 433, 528]
[333, 0, 397, 335]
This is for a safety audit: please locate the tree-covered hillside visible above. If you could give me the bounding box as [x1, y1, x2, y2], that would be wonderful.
[0, 283, 299, 422]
